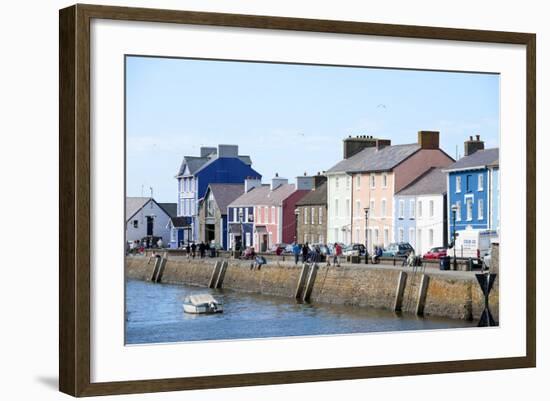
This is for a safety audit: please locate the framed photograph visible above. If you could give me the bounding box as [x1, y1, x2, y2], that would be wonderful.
[59, 4, 536, 397]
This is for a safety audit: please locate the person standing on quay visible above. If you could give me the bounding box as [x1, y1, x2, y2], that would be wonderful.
[334, 243, 342, 267]
[191, 242, 196, 258]
[199, 242, 206, 258]
[292, 242, 301, 265]
[186, 243, 191, 259]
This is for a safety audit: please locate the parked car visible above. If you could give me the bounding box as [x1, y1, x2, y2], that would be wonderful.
[423, 247, 447, 260]
[382, 242, 414, 258]
[270, 243, 292, 255]
[343, 243, 366, 256]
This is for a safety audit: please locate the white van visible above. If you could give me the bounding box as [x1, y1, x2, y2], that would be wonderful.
[450, 228, 498, 267]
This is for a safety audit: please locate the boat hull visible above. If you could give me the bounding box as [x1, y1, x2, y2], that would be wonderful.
[183, 303, 223, 314]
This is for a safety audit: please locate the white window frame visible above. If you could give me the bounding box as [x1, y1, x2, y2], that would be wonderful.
[318, 207, 323, 225]
[356, 175, 361, 190]
[245, 232, 251, 247]
[418, 200, 423, 218]
[410, 199, 415, 218]
[335, 199, 339, 217]
[346, 176, 351, 190]
[398, 228, 404, 243]
[335, 176, 339, 189]
[429, 200, 434, 218]
[456, 176, 462, 193]
[370, 174, 376, 189]
[384, 227, 389, 246]
[311, 207, 315, 225]
[304, 207, 308, 225]
[409, 227, 415, 247]
[382, 173, 388, 188]
[356, 200, 361, 217]
[370, 199, 375, 218]
[381, 199, 387, 217]
[346, 199, 351, 217]
[455, 201, 462, 221]
[466, 196, 473, 221]
[478, 173, 484, 191]
[399, 200, 405, 219]
[478, 198, 484, 220]
[272, 206, 276, 223]
[429, 229, 434, 247]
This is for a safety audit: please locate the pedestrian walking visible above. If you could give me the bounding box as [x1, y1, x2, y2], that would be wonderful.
[186, 243, 191, 259]
[199, 242, 206, 258]
[301, 243, 309, 263]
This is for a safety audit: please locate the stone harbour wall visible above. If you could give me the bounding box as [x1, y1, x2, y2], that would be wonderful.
[125, 256, 499, 322]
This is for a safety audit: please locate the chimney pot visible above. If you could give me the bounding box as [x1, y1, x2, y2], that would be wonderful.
[464, 135, 485, 156]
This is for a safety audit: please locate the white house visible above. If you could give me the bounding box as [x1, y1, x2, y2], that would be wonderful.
[126, 197, 175, 246]
[394, 168, 448, 255]
[326, 172, 352, 244]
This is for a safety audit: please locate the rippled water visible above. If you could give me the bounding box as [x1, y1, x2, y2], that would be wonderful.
[125, 279, 476, 344]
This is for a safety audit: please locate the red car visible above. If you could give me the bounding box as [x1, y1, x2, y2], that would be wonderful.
[423, 247, 447, 260]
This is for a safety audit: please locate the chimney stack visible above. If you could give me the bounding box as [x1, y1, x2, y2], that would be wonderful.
[376, 139, 391, 151]
[200, 146, 217, 157]
[217, 144, 238, 158]
[464, 135, 485, 156]
[417, 131, 440, 149]
[271, 173, 288, 190]
[244, 176, 261, 193]
[343, 135, 379, 159]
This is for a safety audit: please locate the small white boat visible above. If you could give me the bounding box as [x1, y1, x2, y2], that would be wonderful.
[182, 293, 223, 314]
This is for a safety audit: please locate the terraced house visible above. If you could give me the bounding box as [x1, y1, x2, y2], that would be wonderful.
[394, 167, 449, 255]
[326, 132, 454, 250]
[228, 175, 309, 252]
[295, 177, 327, 245]
[444, 136, 499, 237]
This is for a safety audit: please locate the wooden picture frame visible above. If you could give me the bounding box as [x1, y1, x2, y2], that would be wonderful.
[59, 3, 536, 397]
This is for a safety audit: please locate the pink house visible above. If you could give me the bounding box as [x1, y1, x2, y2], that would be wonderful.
[347, 131, 454, 250]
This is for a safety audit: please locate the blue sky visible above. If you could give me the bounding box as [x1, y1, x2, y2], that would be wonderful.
[126, 56, 499, 203]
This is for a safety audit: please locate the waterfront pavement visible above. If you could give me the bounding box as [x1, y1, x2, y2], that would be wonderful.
[147, 254, 477, 280]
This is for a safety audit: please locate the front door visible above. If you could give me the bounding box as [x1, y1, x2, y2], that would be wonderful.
[146, 216, 154, 236]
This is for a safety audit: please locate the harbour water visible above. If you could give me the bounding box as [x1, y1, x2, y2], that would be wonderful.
[125, 279, 476, 345]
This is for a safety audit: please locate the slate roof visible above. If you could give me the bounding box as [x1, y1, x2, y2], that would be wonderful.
[395, 168, 447, 196]
[228, 183, 296, 207]
[158, 203, 177, 218]
[176, 154, 252, 177]
[296, 182, 327, 206]
[208, 183, 244, 212]
[326, 144, 421, 174]
[444, 148, 499, 171]
[126, 197, 151, 221]
[170, 216, 192, 227]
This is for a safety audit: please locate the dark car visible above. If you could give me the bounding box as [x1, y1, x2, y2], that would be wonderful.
[382, 242, 414, 258]
[423, 247, 448, 260]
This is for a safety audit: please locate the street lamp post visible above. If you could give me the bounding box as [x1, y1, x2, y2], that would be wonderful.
[451, 204, 458, 270]
[238, 209, 244, 252]
[364, 207, 370, 264]
[294, 208, 300, 243]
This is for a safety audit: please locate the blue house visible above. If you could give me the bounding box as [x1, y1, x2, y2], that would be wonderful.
[175, 145, 261, 244]
[444, 137, 499, 240]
